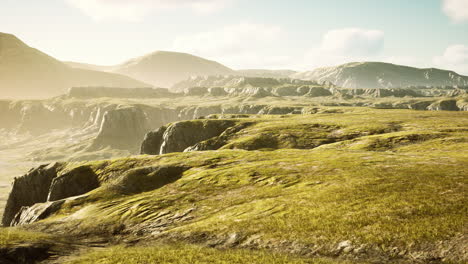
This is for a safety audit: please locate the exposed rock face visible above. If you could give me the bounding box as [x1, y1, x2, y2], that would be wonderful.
[140, 126, 167, 155]
[47, 166, 99, 201]
[2, 163, 104, 226]
[142, 120, 236, 155]
[185, 122, 254, 152]
[409, 101, 433, 110]
[68, 87, 174, 98]
[10, 200, 65, 226]
[2, 163, 61, 226]
[427, 99, 460, 111]
[90, 106, 150, 151]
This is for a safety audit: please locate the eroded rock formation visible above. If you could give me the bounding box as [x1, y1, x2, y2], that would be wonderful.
[141, 120, 237, 155]
[2, 163, 62, 226]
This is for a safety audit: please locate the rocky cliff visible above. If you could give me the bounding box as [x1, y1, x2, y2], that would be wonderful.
[2, 163, 102, 226]
[2, 163, 62, 226]
[141, 119, 237, 155]
[90, 106, 151, 151]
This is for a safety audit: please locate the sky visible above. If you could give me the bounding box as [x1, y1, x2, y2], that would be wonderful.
[1, 0, 468, 74]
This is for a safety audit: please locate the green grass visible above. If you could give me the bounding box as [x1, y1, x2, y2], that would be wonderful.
[0, 228, 51, 246]
[65, 244, 361, 264]
[4, 108, 467, 263]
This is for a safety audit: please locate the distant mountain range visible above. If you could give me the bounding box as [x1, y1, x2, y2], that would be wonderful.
[0, 33, 148, 99]
[2, 32, 468, 99]
[66, 51, 235, 88]
[292, 62, 468, 88]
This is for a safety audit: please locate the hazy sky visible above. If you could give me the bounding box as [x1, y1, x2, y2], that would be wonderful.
[1, 0, 468, 73]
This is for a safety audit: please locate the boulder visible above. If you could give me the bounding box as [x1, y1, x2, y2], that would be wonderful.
[160, 119, 236, 154]
[47, 166, 99, 201]
[2, 163, 62, 226]
[140, 126, 167, 155]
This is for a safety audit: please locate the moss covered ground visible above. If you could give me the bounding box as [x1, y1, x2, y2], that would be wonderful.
[1, 107, 467, 263]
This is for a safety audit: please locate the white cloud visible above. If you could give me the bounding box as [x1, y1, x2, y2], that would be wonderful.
[172, 22, 291, 69]
[66, 0, 232, 21]
[442, 0, 468, 22]
[433, 44, 468, 75]
[321, 28, 384, 57]
[302, 28, 385, 69]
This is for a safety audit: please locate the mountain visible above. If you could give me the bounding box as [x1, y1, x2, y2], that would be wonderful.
[111, 51, 235, 88]
[292, 62, 468, 88]
[0, 33, 148, 99]
[64, 61, 114, 72]
[236, 69, 297, 78]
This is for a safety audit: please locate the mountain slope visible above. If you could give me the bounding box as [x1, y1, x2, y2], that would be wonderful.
[292, 62, 468, 88]
[236, 69, 297, 78]
[0, 33, 148, 99]
[112, 51, 235, 88]
[64, 61, 114, 72]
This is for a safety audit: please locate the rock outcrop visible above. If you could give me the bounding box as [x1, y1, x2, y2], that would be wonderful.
[2, 163, 104, 226]
[10, 200, 65, 226]
[140, 126, 167, 155]
[47, 166, 99, 201]
[141, 120, 236, 155]
[90, 106, 150, 151]
[427, 99, 460, 111]
[2, 163, 62, 226]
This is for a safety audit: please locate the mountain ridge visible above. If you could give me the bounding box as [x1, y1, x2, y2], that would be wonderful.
[292, 61, 468, 88]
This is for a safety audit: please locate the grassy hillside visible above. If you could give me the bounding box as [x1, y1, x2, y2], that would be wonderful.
[1, 108, 466, 263]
